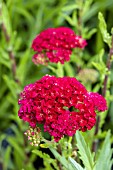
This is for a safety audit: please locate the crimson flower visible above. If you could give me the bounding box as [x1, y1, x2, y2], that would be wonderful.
[18, 75, 107, 142]
[32, 27, 87, 65]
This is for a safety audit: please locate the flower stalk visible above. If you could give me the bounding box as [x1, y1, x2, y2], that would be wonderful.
[0, 7, 19, 83]
[102, 33, 113, 97]
[92, 33, 113, 152]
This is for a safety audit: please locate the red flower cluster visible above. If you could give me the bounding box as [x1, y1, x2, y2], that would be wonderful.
[18, 75, 107, 142]
[32, 27, 87, 64]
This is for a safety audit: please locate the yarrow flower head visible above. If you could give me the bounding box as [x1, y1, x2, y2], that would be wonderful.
[32, 27, 87, 65]
[18, 75, 107, 142]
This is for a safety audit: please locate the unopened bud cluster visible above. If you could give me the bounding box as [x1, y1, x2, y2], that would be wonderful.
[24, 126, 41, 146]
[78, 68, 99, 83]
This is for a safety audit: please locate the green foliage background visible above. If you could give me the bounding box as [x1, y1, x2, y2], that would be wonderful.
[0, 0, 113, 169]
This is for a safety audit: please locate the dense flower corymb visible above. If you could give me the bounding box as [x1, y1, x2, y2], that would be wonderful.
[32, 27, 87, 64]
[18, 75, 107, 142]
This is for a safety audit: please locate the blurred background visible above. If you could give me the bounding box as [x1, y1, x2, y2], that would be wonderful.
[0, 0, 113, 169]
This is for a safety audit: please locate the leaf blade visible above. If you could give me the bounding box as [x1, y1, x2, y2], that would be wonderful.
[94, 131, 113, 170]
[76, 131, 95, 170]
[69, 157, 84, 170]
[98, 12, 111, 47]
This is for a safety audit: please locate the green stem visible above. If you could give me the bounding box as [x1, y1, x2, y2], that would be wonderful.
[48, 63, 64, 77]
[56, 62, 64, 77]
[92, 34, 113, 152]
[102, 34, 113, 96]
[1, 13, 20, 84]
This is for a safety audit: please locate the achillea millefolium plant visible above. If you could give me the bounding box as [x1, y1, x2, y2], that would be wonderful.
[0, 0, 113, 170]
